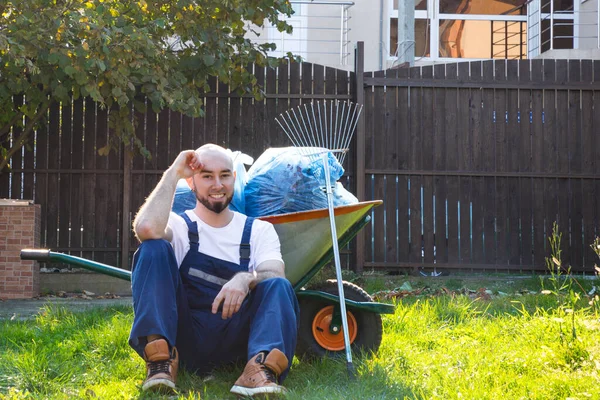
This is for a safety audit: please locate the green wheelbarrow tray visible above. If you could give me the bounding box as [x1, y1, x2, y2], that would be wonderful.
[21, 200, 395, 358]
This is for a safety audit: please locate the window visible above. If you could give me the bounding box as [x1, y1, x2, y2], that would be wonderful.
[389, 0, 529, 61]
[439, 0, 525, 15]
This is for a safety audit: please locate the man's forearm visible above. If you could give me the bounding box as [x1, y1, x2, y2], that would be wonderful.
[133, 167, 179, 240]
[256, 270, 283, 282]
[235, 268, 284, 290]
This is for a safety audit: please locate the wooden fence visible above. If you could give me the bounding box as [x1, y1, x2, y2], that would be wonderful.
[2, 43, 600, 275]
[0, 61, 355, 270]
[356, 53, 600, 274]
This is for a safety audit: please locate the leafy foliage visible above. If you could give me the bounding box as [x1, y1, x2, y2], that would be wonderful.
[0, 0, 296, 171]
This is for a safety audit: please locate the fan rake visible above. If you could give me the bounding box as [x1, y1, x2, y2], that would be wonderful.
[275, 100, 363, 377]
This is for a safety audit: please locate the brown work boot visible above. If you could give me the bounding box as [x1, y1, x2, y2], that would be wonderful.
[141, 338, 179, 392]
[230, 349, 288, 397]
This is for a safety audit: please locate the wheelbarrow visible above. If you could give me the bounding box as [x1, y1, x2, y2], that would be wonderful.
[20, 200, 395, 359]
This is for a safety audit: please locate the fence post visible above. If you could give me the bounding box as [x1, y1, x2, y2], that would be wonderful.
[354, 41, 365, 275]
[121, 145, 132, 270]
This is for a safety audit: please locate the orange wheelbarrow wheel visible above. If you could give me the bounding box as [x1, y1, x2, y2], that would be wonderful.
[296, 280, 383, 359]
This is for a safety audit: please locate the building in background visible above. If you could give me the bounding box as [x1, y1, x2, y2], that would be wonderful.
[528, 0, 600, 59]
[247, 0, 599, 71]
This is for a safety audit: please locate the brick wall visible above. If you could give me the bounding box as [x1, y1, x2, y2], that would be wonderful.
[0, 200, 41, 299]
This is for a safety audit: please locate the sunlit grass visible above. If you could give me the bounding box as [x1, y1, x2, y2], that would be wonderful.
[1, 285, 600, 399]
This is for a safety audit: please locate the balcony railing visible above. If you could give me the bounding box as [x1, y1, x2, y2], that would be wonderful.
[248, 0, 354, 67]
[527, 0, 600, 58]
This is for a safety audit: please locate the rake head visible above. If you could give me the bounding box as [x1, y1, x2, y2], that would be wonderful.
[275, 100, 363, 166]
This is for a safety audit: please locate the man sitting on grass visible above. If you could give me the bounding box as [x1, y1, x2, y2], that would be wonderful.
[129, 144, 299, 397]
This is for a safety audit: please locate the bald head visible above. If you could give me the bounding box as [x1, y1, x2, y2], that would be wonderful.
[195, 144, 233, 170]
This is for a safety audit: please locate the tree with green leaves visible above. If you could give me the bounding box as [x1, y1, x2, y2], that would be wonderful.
[0, 0, 296, 172]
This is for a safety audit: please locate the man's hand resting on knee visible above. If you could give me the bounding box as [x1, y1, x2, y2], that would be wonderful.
[212, 272, 254, 319]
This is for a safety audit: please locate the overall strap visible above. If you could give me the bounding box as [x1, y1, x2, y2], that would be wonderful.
[239, 217, 255, 270]
[180, 212, 199, 246]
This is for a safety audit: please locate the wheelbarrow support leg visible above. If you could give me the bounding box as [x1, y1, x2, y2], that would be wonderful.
[322, 152, 356, 379]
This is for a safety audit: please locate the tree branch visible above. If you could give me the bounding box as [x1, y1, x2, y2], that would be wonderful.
[0, 99, 51, 172]
[0, 112, 25, 141]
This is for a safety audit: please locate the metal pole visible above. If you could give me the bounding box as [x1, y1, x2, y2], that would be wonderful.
[398, 0, 415, 66]
[322, 151, 355, 378]
[340, 4, 344, 65]
[538, 0, 542, 53]
[598, 0, 600, 49]
[505, 21, 509, 59]
[520, 21, 524, 59]
[354, 42, 365, 276]
[550, 0, 554, 50]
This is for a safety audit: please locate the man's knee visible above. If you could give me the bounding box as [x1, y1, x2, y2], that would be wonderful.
[255, 277, 293, 294]
[132, 239, 177, 273]
[137, 239, 173, 256]
[254, 278, 298, 312]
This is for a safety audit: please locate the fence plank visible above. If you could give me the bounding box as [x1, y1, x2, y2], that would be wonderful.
[92, 105, 107, 261]
[372, 71, 386, 263]
[181, 114, 194, 151]
[34, 104, 50, 251]
[194, 94, 207, 150]
[204, 76, 218, 146]
[9, 96, 24, 199]
[265, 66, 278, 148]
[505, 61, 520, 266]
[143, 104, 159, 208]
[569, 60, 583, 270]
[493, 60, 508, 267]
[445, 63, 459, 264]
[385, 69, 399, 264]
[580, 60, 595, 271]
[107, 106, 122, 267]
[409, 66, 423, 267]
[274, 62, 290, 149]
[541, 61, 557, 272]
[420, 66, 434, 266]
[69, 99, 84, 254]
[229, 89, 242, 153]
[433, 64, 447, 265]
[81, 99, 96, 261]
[23, 98, 35, 200]
[482, 61, 496, 265]
[531, 59, 546, 269]
[457, 62, 472, 265]
[518, 60, 533, 268]
[289, 62, 301, 114]
[593, 60, 600, 270]
[395, 67, 410, 264]
[218, 80, 229, 148]
[169, 110, 182, 160]
[470, 61, 485, 265]
[554, 60, 571, 266]
[45, 103, 61, 250]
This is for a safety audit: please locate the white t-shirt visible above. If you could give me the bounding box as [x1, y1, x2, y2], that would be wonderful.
[168, 210, 283, 272]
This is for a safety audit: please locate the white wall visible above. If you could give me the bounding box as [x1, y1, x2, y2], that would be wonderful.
[578, 0, 599, 50]
[245, 1, 388, 73]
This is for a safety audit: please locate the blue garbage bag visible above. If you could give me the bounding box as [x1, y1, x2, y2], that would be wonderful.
[244, 147, 358, 217]
[172, 180, 197, 214]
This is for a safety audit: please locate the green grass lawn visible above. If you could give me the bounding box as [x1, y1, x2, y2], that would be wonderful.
[1, 275, 600, 399]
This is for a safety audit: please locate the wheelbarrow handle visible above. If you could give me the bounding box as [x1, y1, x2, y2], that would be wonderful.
[19, 249, 132, 281]
[21, 249, 52, 262]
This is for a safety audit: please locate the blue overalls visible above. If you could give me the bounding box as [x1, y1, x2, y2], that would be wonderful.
[128, 213, 300, 380]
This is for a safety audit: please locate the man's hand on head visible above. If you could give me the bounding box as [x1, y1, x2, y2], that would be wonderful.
[172, 150, 204, 179]
[211, 272, 254, 319]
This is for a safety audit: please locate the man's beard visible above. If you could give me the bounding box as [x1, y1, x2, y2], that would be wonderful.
[196, 193, 233, 214]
